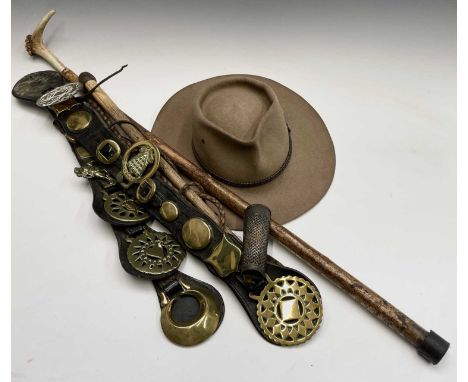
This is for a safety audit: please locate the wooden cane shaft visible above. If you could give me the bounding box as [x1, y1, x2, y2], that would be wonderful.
[59, 64, 429, 347]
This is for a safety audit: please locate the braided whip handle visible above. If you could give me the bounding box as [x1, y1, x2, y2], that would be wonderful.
[240, 204, 271, 286]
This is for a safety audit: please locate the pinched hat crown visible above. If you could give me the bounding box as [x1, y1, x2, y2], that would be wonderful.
[192, 77, 291, 186]
[153, 74, 335, 230]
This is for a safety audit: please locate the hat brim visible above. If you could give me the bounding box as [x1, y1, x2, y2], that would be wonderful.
[152, 74, 336, 230]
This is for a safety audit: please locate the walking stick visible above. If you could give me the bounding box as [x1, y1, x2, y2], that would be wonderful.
[24, 10, 450, 364]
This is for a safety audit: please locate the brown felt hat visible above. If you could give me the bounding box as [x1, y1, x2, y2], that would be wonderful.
[152, 74, 335, 230]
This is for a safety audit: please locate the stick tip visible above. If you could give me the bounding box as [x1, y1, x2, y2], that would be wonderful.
[417, 330, 450, 365]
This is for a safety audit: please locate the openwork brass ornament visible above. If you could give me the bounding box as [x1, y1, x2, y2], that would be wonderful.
[182, 218, 212, 250]
[205, 234, 241, 277]
[74, 162, 116, 187]
[160, 278, 222, 346]
[96, 139, 121, 164]
[126, 229, 185, 276]
[121, 141, 160, 184]
[251, 275, 323, 346]
[103, 192, 149, 222]
[160, 201, 179, 222]
[66, 110, 92, 132]
[136, 178, 156, 204]
[36, 82, 83, 107]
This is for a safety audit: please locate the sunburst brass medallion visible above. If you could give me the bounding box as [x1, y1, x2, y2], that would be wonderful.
[103, 192, 149, 223]
[252, 275, 323, 346]
[127, 229, 185, 276]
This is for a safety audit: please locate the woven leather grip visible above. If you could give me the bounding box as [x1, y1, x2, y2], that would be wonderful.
[240, 204, 271, 284]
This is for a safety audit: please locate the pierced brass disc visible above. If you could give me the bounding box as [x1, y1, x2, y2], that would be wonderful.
[121, 141, 160, 184]
[127, 229, 185, 276]
[253, 275, 323, 346]
[96, 139, 121, 164]
[103, 192, 149, 223]
[66, 110, 93, 132]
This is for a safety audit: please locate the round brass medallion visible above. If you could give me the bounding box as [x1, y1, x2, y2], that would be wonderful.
[254, 275, 322, 346]
[182, 218, 212, 250]
[66, 110, 92, 132]
[127, 229, 185, 276]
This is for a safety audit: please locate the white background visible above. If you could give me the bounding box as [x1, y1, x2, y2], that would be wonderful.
[11, 1, 456, 381]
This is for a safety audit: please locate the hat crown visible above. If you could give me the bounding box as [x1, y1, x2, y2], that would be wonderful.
[192, 76, 290, 185]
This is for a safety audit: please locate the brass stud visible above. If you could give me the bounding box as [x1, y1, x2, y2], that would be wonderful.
[160, 201, 179, 222]
[66, 110, 92, 132]
[96, 139, 121, 164]
[182, 218, 212, 250]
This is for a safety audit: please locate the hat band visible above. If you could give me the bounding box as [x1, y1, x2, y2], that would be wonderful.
[192, 127, 292, 187]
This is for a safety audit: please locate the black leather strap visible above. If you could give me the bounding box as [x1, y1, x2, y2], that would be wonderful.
[11, 82, 322, 345]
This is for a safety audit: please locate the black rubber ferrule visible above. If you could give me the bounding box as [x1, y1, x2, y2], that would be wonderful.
[416, 330, 450, 365]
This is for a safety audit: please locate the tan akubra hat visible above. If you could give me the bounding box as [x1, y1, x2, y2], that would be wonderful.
[152, 74, 335, 230]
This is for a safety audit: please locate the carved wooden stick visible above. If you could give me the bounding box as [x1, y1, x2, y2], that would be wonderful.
[25, 10, 449, 364]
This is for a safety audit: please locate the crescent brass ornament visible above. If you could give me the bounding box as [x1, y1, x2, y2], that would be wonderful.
[159, 278, 223, 346]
